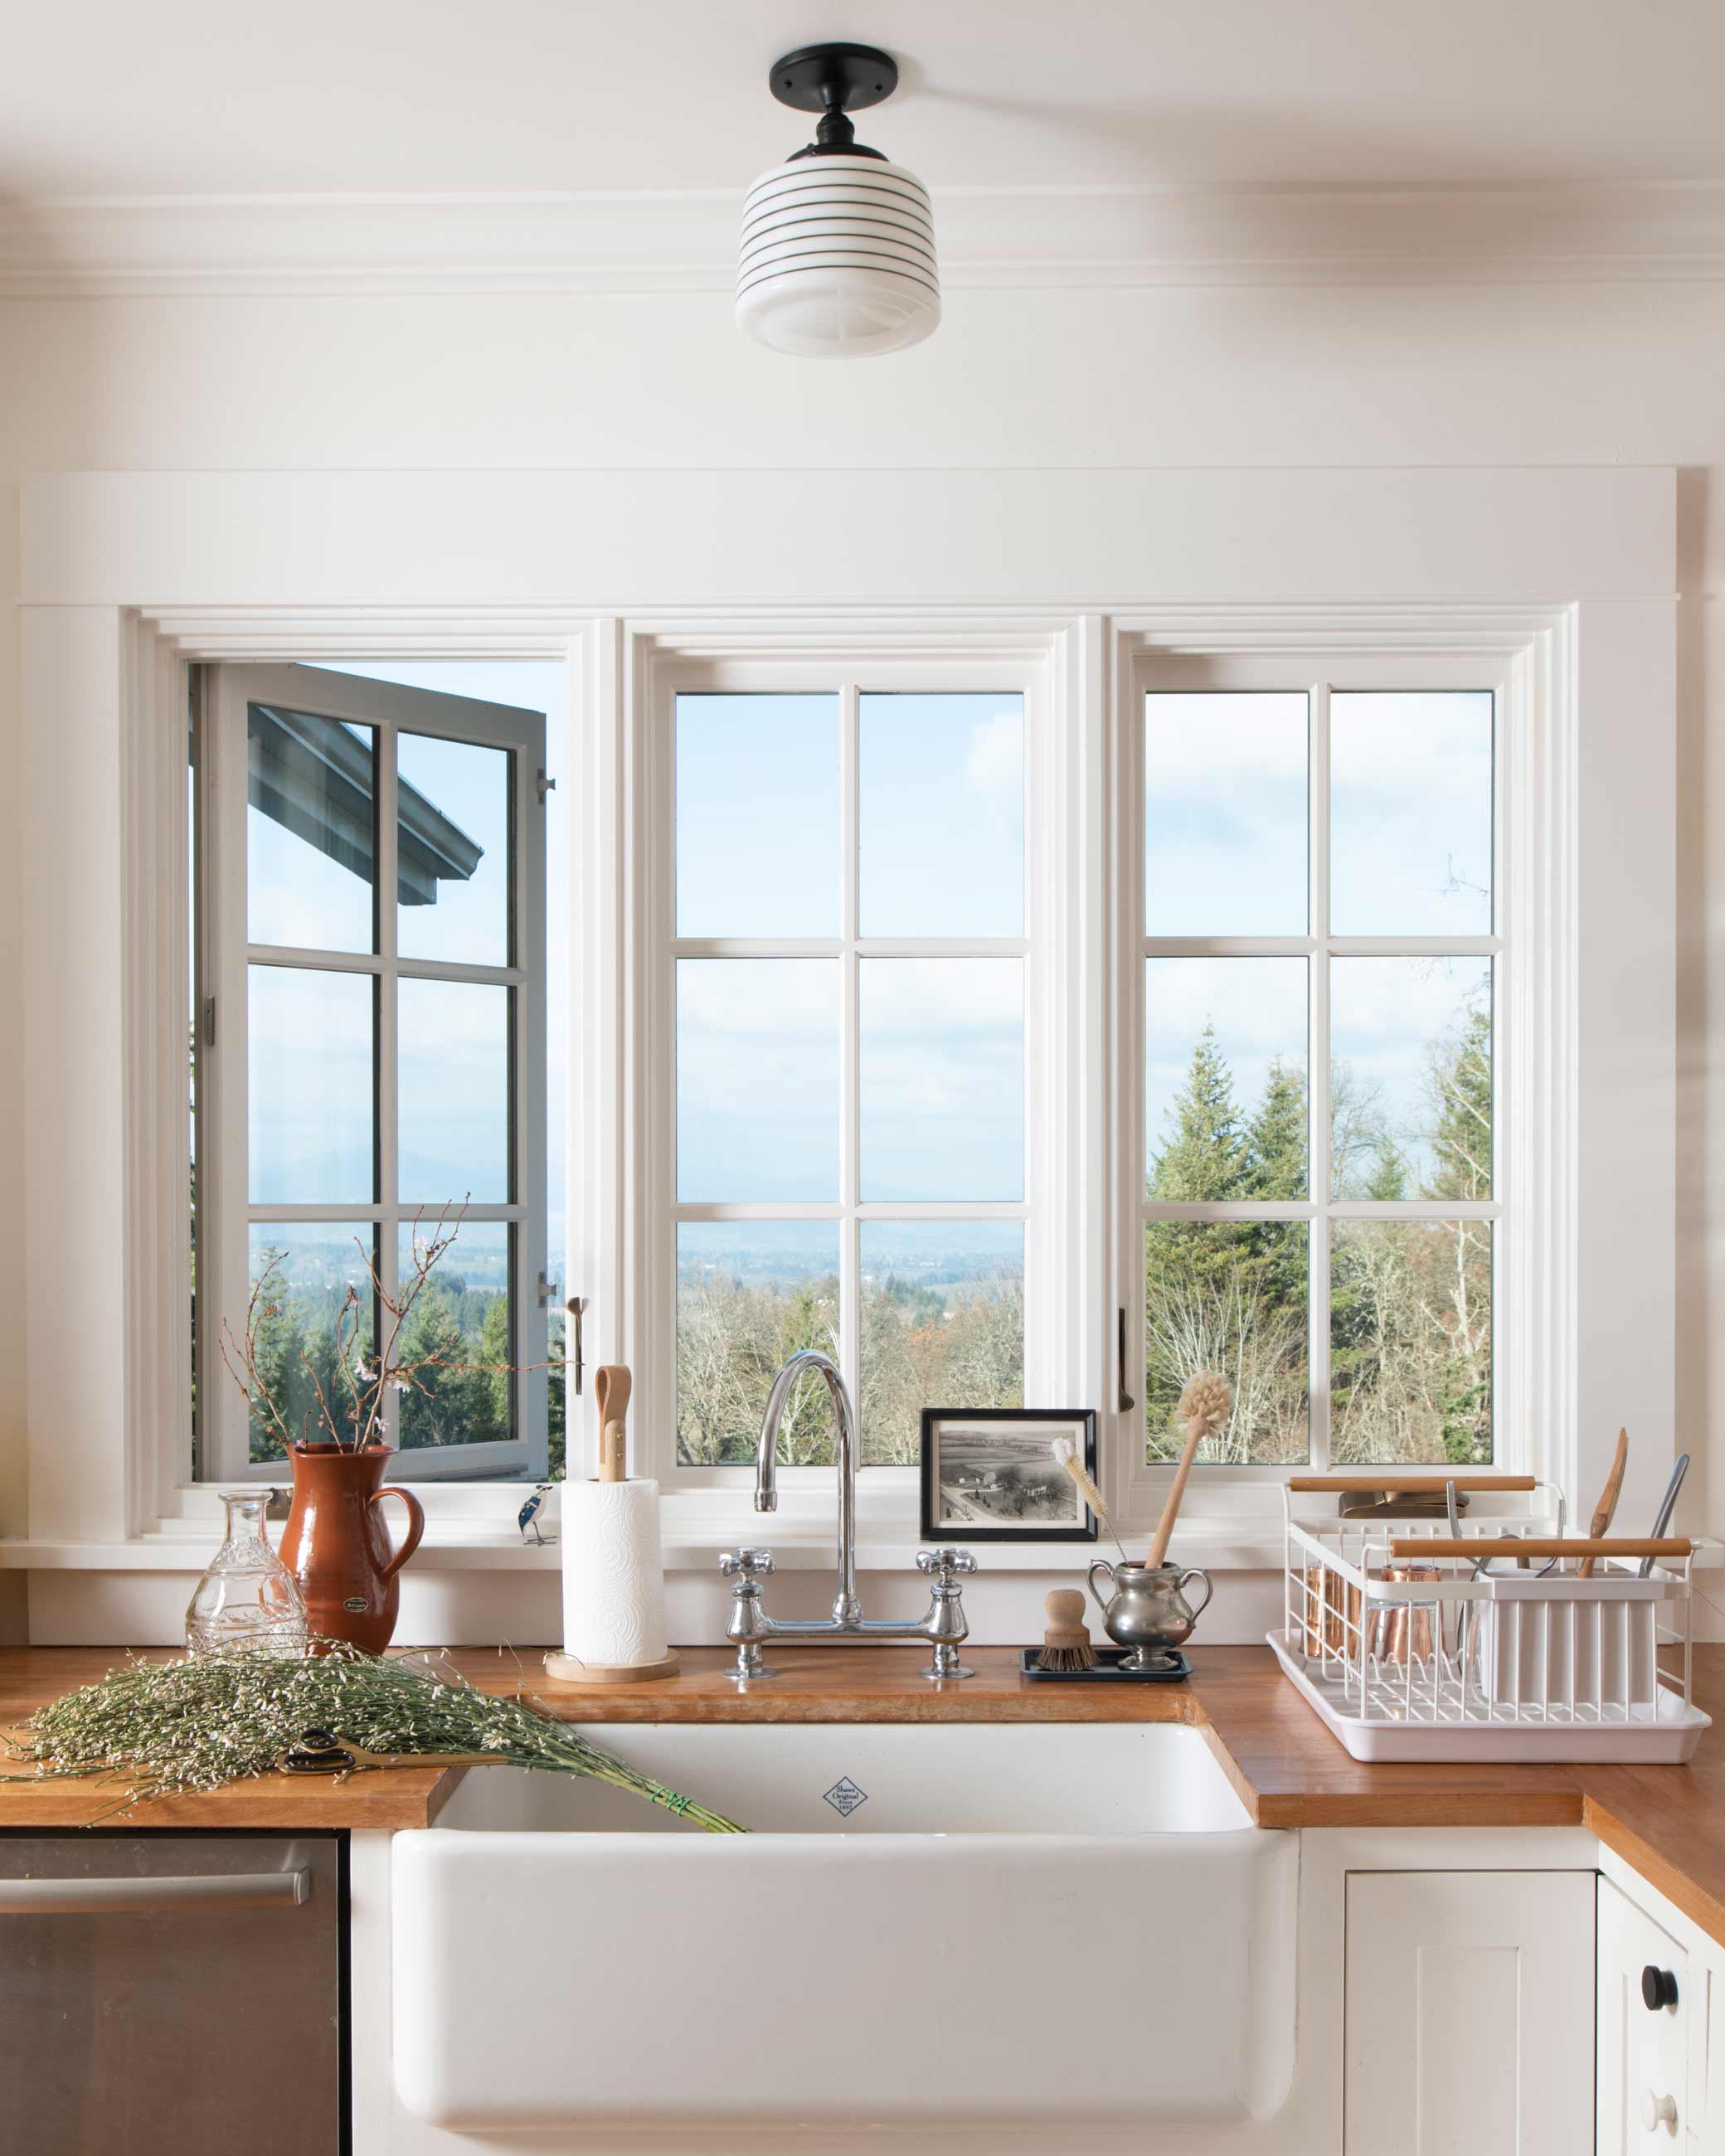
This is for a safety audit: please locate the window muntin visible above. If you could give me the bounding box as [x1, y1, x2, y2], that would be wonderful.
[668, 682, 1030, 1472]
[1139, 677, 1499, 1474]
[197, 661, 556, 1482]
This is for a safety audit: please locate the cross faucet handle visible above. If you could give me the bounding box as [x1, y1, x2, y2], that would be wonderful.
[916, 1547, 977, 1584]
[720, 1547, 775, 1581]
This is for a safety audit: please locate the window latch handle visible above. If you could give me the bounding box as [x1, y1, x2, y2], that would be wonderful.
[565, 1296, 586, 1396]
[1117, 1308, 1135, 1414]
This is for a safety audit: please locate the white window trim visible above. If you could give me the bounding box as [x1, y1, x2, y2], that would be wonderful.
[10, 464, 1676, 1576]
[1110, 636, 1537, 1529]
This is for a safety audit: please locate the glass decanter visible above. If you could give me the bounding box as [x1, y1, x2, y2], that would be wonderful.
[186, 1492, 309, 1656]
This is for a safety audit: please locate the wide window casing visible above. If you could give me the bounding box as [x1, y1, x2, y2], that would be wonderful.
[12, 459, 1673, 1591]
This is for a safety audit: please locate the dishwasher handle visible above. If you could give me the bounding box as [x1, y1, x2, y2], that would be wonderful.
[0, 1868, 311, 1915]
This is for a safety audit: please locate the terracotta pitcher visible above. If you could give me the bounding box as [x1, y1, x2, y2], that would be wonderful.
[280, 1444, 425, 1653]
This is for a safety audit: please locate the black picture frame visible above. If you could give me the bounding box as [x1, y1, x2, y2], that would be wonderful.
[918, 1407, 1101, 1543]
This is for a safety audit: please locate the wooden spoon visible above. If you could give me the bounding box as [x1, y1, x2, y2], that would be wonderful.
[1577, 1426, 1629, 1578]
[594, 1364, 632, 1483]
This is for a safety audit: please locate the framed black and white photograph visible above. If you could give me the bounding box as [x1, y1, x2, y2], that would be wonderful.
[919, 1409, 1100, 1542]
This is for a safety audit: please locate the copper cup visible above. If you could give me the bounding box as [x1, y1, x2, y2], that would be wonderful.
[1301, 1564, 1362, 1660]
[1366, 1562, 1444, 1663]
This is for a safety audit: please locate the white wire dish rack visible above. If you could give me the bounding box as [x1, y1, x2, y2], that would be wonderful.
[1269, 1474, 1709, 1762]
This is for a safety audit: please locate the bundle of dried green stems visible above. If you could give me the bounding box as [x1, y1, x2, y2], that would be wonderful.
[1, 1643, 747, 1832]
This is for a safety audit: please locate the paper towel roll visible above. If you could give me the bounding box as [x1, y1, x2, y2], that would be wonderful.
[561, 1478, 669, 1668]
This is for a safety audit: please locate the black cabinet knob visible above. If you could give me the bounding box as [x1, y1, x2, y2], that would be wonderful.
[1642, 1964, 1679, 2012]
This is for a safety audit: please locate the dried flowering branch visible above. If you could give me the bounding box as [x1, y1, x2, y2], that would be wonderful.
[0, 1644, 746, 1832]
[219, 1198, 552, 1455]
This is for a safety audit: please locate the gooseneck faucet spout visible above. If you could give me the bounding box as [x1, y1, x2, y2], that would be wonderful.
[755, 1348, 860, 1624]
[724, 1348, 976, 1681]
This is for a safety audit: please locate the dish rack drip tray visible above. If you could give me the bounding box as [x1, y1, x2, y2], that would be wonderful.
[1267, 1629, 1708, 1762]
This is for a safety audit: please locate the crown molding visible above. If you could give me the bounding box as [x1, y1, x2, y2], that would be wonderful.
[2, 180, 1725, 296]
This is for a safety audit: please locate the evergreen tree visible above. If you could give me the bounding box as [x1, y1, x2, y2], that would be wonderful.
[1243, 1057, 1306, 1201]
[397, 1289, 500, 1449]
[1426, 998, 1492, 1201]
[479, 1294, 513, 1439]
[1363, 1140, 1409, 1202]
[1148, 1023, 1247, 1201]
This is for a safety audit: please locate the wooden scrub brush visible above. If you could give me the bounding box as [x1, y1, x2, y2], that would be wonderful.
[1035, 1589, 1096, 1673]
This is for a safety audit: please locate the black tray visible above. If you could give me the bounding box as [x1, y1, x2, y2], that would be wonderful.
[1018, 1646, 1191, 1684]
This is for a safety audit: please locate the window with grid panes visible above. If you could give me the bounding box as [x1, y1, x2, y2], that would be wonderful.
[1139, 681, 1497, 1470]
[670, 686, 1030, 1468]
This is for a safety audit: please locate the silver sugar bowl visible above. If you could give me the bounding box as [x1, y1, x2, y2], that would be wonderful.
[1086, 1559, 1214, 1670]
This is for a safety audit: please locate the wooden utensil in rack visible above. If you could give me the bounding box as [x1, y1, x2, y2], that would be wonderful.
[595, 1364, 632, 1483]
[1577, 1427, 1629, 1578]
[1389, 1537, 1691, 1563]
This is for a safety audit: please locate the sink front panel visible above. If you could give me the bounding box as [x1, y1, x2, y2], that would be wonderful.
[392, 1725, 1296, 2131]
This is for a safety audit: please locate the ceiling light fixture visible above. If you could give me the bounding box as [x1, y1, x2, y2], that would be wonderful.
[736, 42, 939, 358]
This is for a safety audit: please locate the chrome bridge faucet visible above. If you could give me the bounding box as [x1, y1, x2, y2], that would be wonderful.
[718, 1348, 977, 1683]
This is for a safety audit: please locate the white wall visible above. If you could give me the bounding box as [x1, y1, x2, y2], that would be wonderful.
[1, 279, 1719, 1634]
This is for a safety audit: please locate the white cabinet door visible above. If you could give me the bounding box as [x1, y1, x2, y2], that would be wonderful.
[1598, 1875, 1689, 2152]
[1345, 1870, 1595, 2154]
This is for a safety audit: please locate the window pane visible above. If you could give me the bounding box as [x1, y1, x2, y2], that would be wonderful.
[677, 959, 838, 1202]
[860, 1222, 1024, 1466]
[245, 1224, 376, 1459]
[676, 1224, 839, 1464]
[1145, 692, 1307, 935]
[859, 692, 1024, 935]
[1330, 956, 1492, 1199]
[1144, 1221, 1309, 1463]
[676, 693, 838, 936]
[861, 958, 1024, 1201]
[397, 733, 511, 965]
[398, 978, 510, 1202]
[247, 706, 376, 952]
[396, 1220, 513, 1450]
[1331, 1220, 1493, 1465]
[248, 966, 374, 1203]
[1331, 691, 1493, 935]
[1146, 957, 1307, 1200]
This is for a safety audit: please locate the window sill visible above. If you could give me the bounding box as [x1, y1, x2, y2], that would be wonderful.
[12, 1529, 1714, 1575]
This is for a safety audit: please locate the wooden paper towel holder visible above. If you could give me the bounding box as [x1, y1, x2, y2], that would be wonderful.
[545, 1365, 681, 1684]
[542, 1647, 681, 1686]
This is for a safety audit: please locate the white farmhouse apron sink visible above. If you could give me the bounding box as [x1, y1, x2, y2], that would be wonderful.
[391, 1721, 1295, 2133]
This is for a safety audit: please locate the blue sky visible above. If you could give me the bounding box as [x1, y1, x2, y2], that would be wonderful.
[248, 673, 1490, 1288]
[1144, 691, 1494, 1192]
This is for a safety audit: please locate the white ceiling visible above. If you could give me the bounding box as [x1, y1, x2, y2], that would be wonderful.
[7, 0, 1725, 201]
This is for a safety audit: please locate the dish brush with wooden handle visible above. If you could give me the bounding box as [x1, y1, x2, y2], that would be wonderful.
[1035, 1588, 1096, 1673]
[1146, 1372, 1234, 1569]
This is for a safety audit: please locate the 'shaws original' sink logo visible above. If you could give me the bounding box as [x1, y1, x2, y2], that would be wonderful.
[823, 1777, 868, 1817]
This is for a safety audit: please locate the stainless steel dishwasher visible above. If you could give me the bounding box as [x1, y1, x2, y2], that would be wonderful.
[0, 1831, 342, 2154]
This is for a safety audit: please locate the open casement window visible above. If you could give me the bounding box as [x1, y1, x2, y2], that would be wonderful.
[197, 663, 549, 1481]
[1120, 649, 1509, 1513]
[639, 660, 1058, 1504]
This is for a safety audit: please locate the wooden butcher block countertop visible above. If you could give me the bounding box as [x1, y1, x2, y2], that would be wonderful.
[2, 1644, 1721, 1942]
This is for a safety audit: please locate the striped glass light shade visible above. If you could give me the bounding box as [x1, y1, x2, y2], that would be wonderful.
[736, 153, 940, 358]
